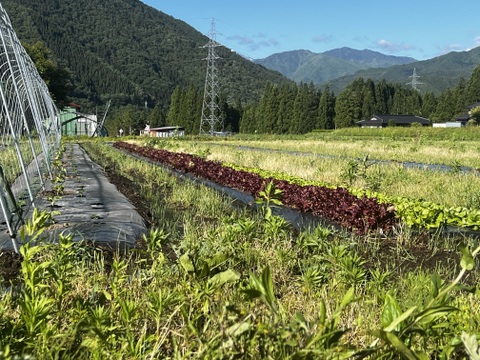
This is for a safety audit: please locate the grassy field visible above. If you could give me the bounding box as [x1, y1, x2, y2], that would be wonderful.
[0, 134, 479, 358]
[133, 130, 480, 212]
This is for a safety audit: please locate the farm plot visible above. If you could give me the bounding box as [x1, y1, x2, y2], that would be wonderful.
[0, 139, 479, 358]
[154, 136, 480, 208]
[210, 127, 480, 169]
[113, 141, 397, 235]
[131, 136, 480, 232]
[108, 140, 480, 357]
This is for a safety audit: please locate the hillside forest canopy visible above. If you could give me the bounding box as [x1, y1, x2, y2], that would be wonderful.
[9, 0, 480, 136]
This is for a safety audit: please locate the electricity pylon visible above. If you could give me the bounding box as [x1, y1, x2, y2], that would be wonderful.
[406, 68, 423, 91]
[199, 18, 223, 135]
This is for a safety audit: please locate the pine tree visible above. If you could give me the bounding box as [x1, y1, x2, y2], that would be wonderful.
[317, 85, 335, 129]
[276, 83, 296, 134]
[183, 83, 200, 134]
[374, 80, 391, 114]
[465, 64, 480, 104]
[334, 79, 363, 128]
[432, 89, 456, 122]
[166, 86, 181, 126]
[361, 79, 376, 118]
[421, 92, 437, 119]
[405, 90, 422, 115]
[256, 83, 279, 133]
[305, 82, 320, 132]
[290, 83, 307, 133]
[391, 85, 409, 114]
[453, 77, 467, 115]
[239, 105, 257, 133]
[149, 101, 166, 127]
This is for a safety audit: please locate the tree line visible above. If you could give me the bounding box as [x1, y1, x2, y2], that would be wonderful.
[160, 64, 480, 135]
[23, 30, 480, 136]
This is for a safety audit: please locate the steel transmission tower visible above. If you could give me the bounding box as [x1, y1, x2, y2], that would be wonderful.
[406, 68, 423, 91]
[200, 18, 223, 135]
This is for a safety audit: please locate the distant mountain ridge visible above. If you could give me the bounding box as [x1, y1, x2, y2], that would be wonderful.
[326, 46, 480, 94]
[255, 46, 480, 94]
[323, 47, 416, 67]
[254, 47, 416, 84]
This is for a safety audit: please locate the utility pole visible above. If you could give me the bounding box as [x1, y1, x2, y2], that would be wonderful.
[199, 18, 223, 135]
[406, 68, 423, 91]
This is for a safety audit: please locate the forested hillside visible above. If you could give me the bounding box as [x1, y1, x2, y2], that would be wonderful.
[327, 47, 480, 94]
[3, 0, 480, 135]
[2, 0, 289, 112]
[255, 46, 480, 95]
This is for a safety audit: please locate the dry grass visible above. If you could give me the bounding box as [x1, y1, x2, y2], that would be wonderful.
[204, 138, 480, 169]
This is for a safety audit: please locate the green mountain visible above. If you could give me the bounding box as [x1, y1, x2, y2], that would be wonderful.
[292, 53, 368, 83]
[2, 0, 289, 111]
[323, 47, 416, 68]
[254, 47, 416, 85]
[255, 46, 480, 95]
[327, 47, 480, 94]
[254, 50, 317, 78]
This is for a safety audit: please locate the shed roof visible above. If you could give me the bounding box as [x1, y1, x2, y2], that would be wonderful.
[149, 126, 185, 131]
[467, 102, 480, 109]
[455, 113, 470, 121]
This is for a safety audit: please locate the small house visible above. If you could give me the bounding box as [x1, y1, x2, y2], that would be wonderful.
[357, 114, 431, 128]
[141, 126, 185, 137]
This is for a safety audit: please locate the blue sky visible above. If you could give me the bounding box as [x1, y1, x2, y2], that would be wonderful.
[142, 0, 480, 61]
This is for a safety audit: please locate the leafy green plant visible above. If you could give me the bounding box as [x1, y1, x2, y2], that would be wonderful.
[340, 159, 359, 187]
[462, 331, 480, 360]
[242, 266, 358, 358]
[142, 227, 170, 255]
[255, 180, 283, 219]
[368, 244, 480, 358]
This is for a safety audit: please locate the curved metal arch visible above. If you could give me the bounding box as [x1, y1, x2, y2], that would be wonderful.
[0, 3, 61, 252]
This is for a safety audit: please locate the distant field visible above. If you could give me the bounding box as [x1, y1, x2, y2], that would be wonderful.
[139, 128, 480, 210]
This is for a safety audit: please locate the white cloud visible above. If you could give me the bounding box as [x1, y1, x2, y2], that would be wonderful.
[227, 33, 279, 51]
[475, 36, 480, 46]
[437, 43, 463, 55]
[375, 39, 415, 54]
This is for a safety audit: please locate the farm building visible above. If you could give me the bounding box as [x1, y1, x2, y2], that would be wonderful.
[357, 114, 431, 128]
[454, 102, 480, 125]
[432, 122, 462, 128]
[140, 126, 185, 137]
[60, 103, 101, 136]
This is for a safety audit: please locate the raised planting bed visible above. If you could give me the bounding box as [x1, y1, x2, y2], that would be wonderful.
[113, 141, 397, 235]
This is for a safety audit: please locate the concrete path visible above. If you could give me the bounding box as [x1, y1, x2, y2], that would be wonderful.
[0, 143, 147, 251]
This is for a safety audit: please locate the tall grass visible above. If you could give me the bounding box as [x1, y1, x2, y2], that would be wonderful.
[0, 140, 478, 358]
[138, 138, 480, 209]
